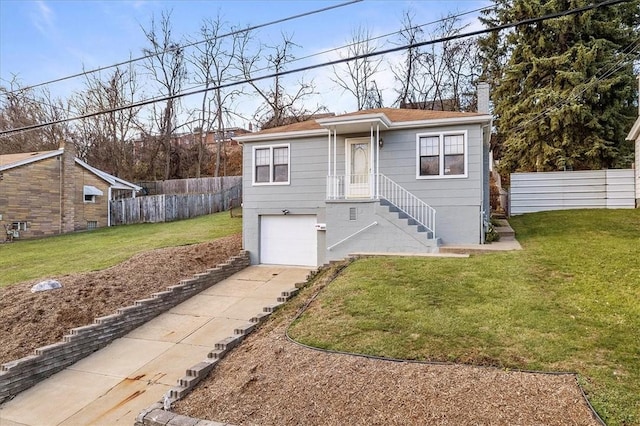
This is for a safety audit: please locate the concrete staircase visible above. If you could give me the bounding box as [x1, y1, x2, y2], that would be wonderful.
[378, 198, 439, 249]
[493, 218, 515, 241]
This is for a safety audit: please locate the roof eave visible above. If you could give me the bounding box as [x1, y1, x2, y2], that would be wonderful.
[75, 158, 142, 191]
[0, 150, 62, 172]
[235, 128, 328, 143]
[316, 113, 392, 130]
[389, 114, 493, 129]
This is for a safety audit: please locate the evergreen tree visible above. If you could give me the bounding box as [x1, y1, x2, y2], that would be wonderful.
[480, 0, 640, 172]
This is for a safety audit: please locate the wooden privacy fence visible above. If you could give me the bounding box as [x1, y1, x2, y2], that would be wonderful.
[110, 184, 241, 225]
[510, 169, 635, 215]
[137, 176, 241, 195]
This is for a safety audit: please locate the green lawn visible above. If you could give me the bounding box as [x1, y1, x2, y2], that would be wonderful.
[0, 212, 242, 287]
[289, 209, 640, 426]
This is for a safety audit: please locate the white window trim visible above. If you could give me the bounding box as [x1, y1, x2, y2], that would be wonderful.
[416, 130, 468, 179]
[84, 194, 97, 203]
[252, 143, 291, 186]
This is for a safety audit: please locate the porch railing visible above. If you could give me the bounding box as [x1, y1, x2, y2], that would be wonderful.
[378, 174, 436, 237]
[326, 174, 373, 200]
[326, 173, 436, 237]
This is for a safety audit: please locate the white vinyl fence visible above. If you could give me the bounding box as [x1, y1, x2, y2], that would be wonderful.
[510, 169, 635, 215]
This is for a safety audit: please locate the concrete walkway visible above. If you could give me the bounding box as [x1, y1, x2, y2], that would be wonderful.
[0, 265, 311, 426]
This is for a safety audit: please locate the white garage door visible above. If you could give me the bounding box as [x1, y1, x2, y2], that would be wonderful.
[260, 215, 317, 266]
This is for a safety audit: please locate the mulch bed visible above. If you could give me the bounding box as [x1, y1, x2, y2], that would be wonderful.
[174, 264, 601, 426]
[0, 234, 242, 365]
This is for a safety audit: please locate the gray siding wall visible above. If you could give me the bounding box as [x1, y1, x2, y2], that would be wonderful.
[242, 122, 486, 265]
[325, 201, 439, 261]
[376, 124, 484, 244]
[242, 137, 327, 265]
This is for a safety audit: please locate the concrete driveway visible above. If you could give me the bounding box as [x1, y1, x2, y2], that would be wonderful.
[0, 265, 311, 426]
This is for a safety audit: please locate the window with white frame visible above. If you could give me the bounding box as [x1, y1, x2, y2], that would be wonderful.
[417, 132, 467, 178]
[253, 144, 290, 184]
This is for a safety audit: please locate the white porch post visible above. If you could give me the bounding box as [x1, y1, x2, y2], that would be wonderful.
[333, 128, 338, 198]
[370, 125, 375, 197]
[376, 123, 380, 198]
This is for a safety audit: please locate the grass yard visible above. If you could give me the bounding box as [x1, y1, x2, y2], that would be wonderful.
[289, 209, 640, 426]
[0, 211, 242, 287]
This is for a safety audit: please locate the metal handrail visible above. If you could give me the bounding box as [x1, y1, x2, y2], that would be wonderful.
[327, 221, 378, 251]
[378, 174, 436, 237]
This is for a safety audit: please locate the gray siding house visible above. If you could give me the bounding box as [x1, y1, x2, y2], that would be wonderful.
[237, 101, 492, 267]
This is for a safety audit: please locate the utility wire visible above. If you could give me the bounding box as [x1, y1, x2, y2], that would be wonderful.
[2, 3, 493, 115]
[0, 0, 632, 136]
[133, 5, 494, 113]
[1, 0, 362, 96]
[512, 38, 640, 132]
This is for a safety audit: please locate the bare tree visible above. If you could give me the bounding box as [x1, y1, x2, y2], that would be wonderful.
[392, 10, 426, 107]
[332, 26, 384, 111]
[0, 77, 72, 154]
[141, 11, 187, 180]
[237, 31, 323, 129]
[71, 65, 142, 178]
[391, 11, 481, 112]
[188, 15, 243, 177]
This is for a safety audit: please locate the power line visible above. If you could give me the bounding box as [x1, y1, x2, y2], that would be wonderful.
[511, 38, 640, 133]
[1, 0, 362, 96]
[138, 5, 494, 110]
[0, 0, 632, 137]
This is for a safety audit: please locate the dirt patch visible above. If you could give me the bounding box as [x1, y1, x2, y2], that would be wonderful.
[175, 264, 600, 426]
[0, 234, 242, 365]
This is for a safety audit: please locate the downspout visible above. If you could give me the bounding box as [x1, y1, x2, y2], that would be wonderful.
[107, 186, 112, 227]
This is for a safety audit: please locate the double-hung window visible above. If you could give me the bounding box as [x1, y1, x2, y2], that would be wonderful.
[417, 132, 467, 178]
[253, 144, 290, 185]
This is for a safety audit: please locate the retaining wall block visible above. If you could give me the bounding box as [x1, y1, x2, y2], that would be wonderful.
[234, 322, 257, 336]
[214, 335, 243, 352]
[0, 252, 250, 404]
[263, 302, 284, 313]
[250, 311, 271, 324]
[281, 288, 300, 298]
[186, 361, 218, 378]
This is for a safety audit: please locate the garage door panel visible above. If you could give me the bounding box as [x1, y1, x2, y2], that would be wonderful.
[260, 215, 317, 266]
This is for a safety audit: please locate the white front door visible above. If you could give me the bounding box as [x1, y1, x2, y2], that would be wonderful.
[346, 137, 371, 198]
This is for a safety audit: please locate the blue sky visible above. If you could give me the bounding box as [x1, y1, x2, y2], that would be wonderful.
[0, 0, 491, 127]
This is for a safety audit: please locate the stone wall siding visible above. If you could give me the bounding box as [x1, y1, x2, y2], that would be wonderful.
[74, 168, 110, 230]
[0, 156, 63, 238]
[0, 155, 114, 239]
[0, 251, 250, 404]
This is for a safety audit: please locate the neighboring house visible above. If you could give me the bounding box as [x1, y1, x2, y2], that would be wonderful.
[236, 84, 492, 267]
[625, 76, 640, 205]
[0, 143, 141, 240]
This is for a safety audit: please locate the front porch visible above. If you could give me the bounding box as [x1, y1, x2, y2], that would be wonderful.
[317, 113, 436, 239]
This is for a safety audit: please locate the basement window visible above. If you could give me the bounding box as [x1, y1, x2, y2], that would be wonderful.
[349, 207, 357, 221]
[83, 185, 103, 203]
[12, 222, 28, 231]
[87, 221, 98, 230]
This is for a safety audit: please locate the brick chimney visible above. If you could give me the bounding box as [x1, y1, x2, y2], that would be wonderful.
[477, 81, 490, 114]
[60, 141, 76, 233]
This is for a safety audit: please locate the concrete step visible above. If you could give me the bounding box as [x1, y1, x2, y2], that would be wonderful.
[495, 226, 515, 240]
